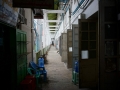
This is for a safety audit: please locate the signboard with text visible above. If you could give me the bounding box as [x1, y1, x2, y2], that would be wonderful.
[12, 0, 54, 9]
[0, 0, 19, 27]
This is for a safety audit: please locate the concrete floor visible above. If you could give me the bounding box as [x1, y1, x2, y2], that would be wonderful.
[38, 46, 93, 90]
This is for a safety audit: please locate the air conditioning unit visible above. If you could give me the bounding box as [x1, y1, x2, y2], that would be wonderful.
[18, 14, 27, 24]
[20, 16, 24, 24]
[19, 8, 25, 17]
[34, 9, 43, 15]
[18, 8, 27, 24]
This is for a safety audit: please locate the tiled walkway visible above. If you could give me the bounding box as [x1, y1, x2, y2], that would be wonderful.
[41, 46, 91, 90]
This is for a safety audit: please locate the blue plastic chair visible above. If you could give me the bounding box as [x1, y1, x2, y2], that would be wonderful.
[29, 61, 47, 81]
[38, 57, 47, 81]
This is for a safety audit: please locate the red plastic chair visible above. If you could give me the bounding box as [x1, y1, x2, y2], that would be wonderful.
[20, 79, 32, 90]
[25, 75, 36, 90]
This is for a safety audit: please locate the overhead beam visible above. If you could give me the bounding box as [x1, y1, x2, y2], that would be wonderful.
[49, 31, 56, 32]
[45, 10, 64, 13]
[49, 29, 58, 30]
[46, 20, 61, 22]
[49, 26, 59, 27]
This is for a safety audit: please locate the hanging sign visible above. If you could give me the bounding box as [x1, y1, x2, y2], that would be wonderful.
[12, 0, 54, 9]
[0, 0, 19, 27]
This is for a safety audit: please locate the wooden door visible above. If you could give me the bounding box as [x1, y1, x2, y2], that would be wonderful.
[61, 33, 67, 63]
[59, 36, 62, 56]
[72, 24, 79, 70]
[99, 0, 120, 90]
[78, 19, 98, 88]
[67, 30, 72, 68]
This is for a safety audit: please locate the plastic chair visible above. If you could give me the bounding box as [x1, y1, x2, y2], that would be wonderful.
[38, 57, 47, 81]
[29, 61, 47, 81]
[25, 75, 36, 90]
[20, 79, 32, 90]
[27, 68, 41, 87]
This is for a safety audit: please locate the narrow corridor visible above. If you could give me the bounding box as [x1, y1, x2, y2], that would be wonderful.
[41, 46, 91, 90]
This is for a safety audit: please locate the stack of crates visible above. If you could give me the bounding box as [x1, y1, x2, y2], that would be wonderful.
[72, 61, 79, 85]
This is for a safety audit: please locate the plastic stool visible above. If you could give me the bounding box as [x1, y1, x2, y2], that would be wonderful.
[25, 75, 36, 89]
[20, 79, 32, 90]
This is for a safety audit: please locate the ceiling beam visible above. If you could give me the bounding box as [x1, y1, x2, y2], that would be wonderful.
[45, 10, 64, 13]
[49, 26, 59, 27]
[46, 20, 61, 22]
[49, 29, 58, 30]
[49, 31, 56, 32]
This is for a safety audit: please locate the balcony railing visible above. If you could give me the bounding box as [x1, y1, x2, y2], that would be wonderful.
[72, 0, 94, 15]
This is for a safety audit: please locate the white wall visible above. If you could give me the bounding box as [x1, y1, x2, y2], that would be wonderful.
[50, 33, 55, 38]
[56, 21, 64, 38]
[64, 9, 70, 31]
[71, 0, 98, 24]
[55, 3, 70, 39]
[42, 19, 52, 48]
[21, 9, 33, 63]
[83, 0, 98, 19]
[55, 0, 98, 45]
